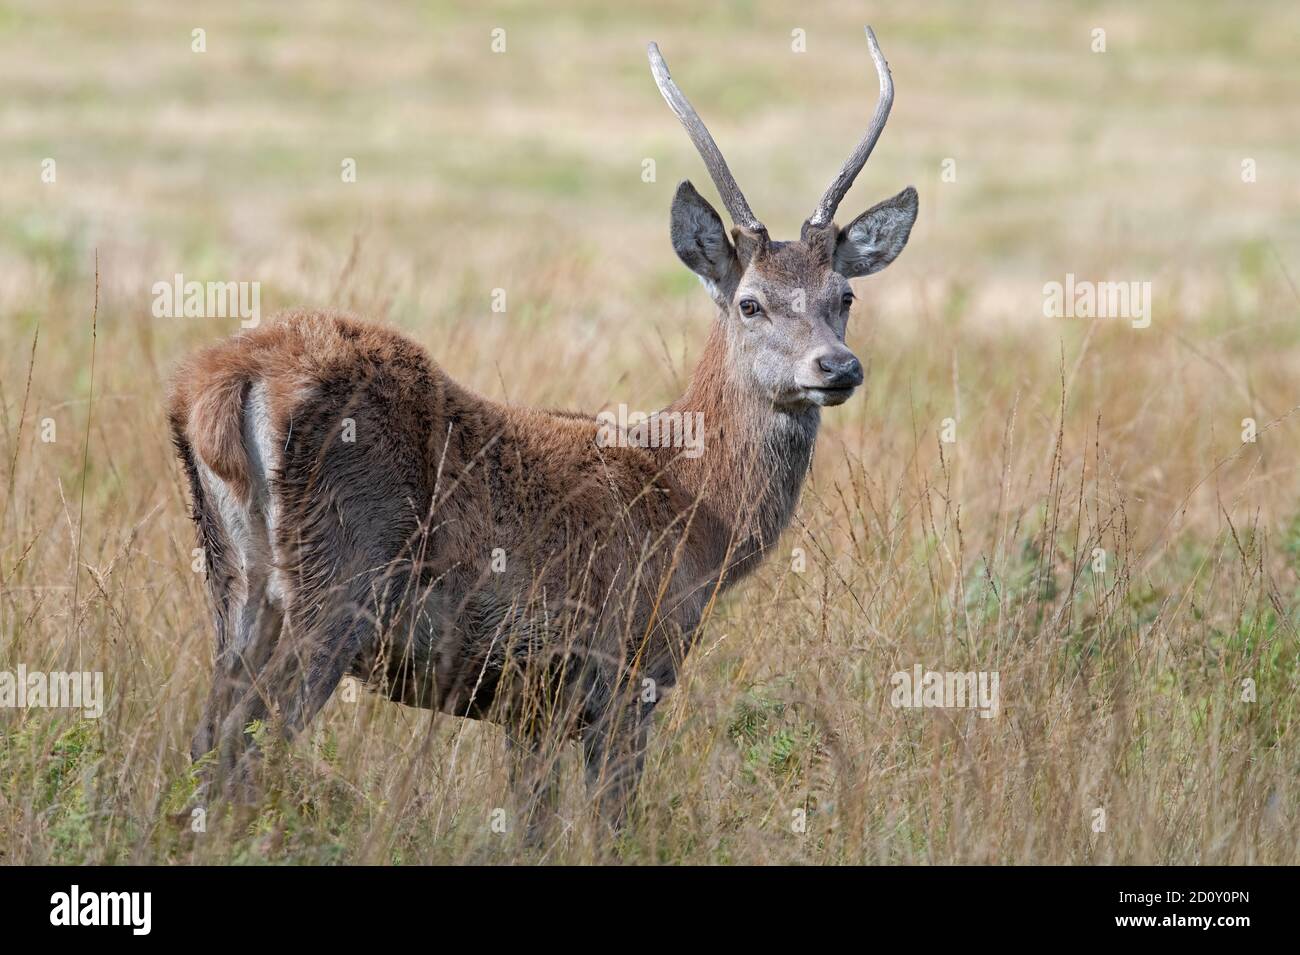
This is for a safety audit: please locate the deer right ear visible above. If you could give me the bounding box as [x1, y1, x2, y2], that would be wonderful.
[671, 180, 741, 306]
[833, 186, 918, 279]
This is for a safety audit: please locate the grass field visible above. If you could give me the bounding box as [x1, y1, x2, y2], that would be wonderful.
[2, 0, 1299, 863]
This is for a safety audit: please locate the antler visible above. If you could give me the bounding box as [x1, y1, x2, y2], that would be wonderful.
[806, 26, 894, 228]
[647, 42, 764, 233]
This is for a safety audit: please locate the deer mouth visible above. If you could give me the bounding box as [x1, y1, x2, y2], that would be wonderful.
[802, 384, 858, 407]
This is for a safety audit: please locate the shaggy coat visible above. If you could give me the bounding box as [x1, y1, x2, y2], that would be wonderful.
[169, 296, 820, 815]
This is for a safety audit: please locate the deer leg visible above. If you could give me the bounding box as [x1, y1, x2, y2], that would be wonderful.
[505, 726, 564, 845]
[580, 696, 655, 834]
[192, 577, 279, 756]
[207, 607, 292, 801]
[214, 579, 375, 798]
[193, 574, 284, 802]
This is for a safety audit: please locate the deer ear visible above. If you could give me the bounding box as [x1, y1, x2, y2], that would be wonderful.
[671, 180, 741, 304]
[833, 186, 918, 279]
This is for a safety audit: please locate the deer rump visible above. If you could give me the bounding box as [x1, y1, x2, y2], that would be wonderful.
[169, 311, 712, 774]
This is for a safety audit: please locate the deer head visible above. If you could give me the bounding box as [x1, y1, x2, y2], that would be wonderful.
[649, 27, 917, 410]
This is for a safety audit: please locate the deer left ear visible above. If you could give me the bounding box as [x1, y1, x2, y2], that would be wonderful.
[833, 186, 918, 278]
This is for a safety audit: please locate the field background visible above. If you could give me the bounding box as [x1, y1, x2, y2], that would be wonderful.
[2, 0, 1299, 864]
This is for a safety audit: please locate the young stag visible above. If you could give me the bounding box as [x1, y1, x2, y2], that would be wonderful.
[169, 26, 916, 830]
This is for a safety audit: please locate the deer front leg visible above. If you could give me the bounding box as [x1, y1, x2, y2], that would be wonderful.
[505, 727, 563, 845]
[580, 697, 655, 834]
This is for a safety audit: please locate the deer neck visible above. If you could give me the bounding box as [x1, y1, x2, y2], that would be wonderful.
[662, 320, 819, 581]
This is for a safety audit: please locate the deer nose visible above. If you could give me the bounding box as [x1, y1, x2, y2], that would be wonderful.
[817, 352, 863, 388]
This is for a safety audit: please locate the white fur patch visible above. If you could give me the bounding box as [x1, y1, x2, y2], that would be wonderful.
[244, 382, 285, 606]
[194, 380, 284, 650]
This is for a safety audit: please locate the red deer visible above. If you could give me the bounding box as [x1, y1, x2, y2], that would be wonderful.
[168, 26, 916, 832]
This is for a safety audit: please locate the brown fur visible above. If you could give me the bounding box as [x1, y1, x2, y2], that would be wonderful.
[168, 303, 821, 823]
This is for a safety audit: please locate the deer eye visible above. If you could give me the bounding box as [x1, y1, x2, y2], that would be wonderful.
[841, 292, 856, 309]
[738, 298, 762, 318]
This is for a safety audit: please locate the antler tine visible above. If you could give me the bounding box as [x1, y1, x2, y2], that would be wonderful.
[647, 42, 764, 233]
[807, 26, 894, 228]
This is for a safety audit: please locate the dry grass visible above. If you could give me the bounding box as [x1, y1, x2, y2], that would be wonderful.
[1, 0, 1299, 864]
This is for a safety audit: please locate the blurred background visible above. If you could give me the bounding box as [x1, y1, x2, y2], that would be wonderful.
[1, 1, 1298, 864]
[4, 1, 1297, 387]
